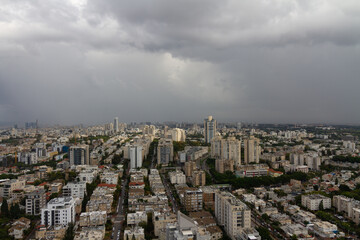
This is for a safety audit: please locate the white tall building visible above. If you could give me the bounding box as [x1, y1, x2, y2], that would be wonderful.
[18, 152, 38, 165]
[211, 136, 241, 167]
[244, 136, 260, 164]
[204, 116, 217, 143]
[130, 145, 143, 169]
[170, 128, 186, 142]
[114, 117, 119, 133]
[215, 191, 251, 239]
[62, 182, 86, 199]
[41, 197, 76, 226]
[69, 145, 90, 165]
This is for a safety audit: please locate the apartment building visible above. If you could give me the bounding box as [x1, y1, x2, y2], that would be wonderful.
[211, 136, 241, 167]
[301, 194, 331, 211]
[192, 170, 206, 187]
[169, 171, 186, 185]
[41, 197, 76, 226]
[215, 191, 251, 240]
[183, 189, 203, 212]
[157, 138, 174, 165]
[25, 189, 46, 215]
[62, 182, 86, 199]
[215, 159, 234, 173]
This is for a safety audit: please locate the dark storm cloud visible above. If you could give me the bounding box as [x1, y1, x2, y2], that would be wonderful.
[0, 0, 360, 125]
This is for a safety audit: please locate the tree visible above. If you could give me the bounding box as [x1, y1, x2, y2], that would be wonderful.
[63, 223, 74, 240]
[319, 200, 324, 211]
[10, 203, 21, 219]
[1, 198, 9, 218]
[339, 184, 351, 192]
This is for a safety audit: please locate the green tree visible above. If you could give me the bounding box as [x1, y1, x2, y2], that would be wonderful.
[63, 223, 74, 240]
[319, 200, 324, 211]
[10, 203, 21, 219]
[1, 198, 9, 218]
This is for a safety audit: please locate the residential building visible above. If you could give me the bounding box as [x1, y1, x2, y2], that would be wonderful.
[244, 136, 260, 164]
[183, 189, 203, 212]
[130, 145, 143, 169]
[169, 171, 186, 185]
[157, 138, 173, 165]
[192, 170, 206, 187]
[211, 137, 241, 167]
[79, 211, 107, 227]
[62, 182, 86, 199]
[41, 197, 76, 226]
[215, 159, 234, 173]
[215, 191, 251, 239]
[301, 194, 331, 211]
[184, 161, 197, 177]
[25, 189, 46, 215]
[69, 145, 90, 165]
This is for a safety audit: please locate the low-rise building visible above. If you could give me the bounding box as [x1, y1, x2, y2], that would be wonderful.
[301, 194, 331, 211]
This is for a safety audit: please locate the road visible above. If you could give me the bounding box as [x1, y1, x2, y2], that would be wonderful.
[111, 159, 130, 240]
[161, 173, 179, 213]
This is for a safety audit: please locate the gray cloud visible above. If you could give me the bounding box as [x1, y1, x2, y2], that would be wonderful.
[0, 0, 360, 125]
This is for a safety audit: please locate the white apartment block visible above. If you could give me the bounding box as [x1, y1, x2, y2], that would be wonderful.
[127, 211, 148, 225]
[311, 221, 337, 238]
[211, 136, 241, 167]
[129, 145, 143, 169]
[41, 197, 76, 226]
[301, 194, 331, 211]
[215, 191, 251, 240]
[79, 211, 107, 227]
[63, 182, 86, 199]
[169, 171, 186, 185]
[100, 172, 119, 185]
[333, 195, 360, 224]
[244, 136, 260, 164]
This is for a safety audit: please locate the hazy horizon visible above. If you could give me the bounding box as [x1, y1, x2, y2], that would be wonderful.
[1, 1, 360, 126]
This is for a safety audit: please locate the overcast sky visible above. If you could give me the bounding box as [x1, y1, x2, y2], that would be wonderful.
[1, 0, 360, 126]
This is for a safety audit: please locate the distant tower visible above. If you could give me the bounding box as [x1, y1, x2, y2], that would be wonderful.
[204, 116, 217, 143]
[244, 136, 260, 164]
[114, 117, 119, 133]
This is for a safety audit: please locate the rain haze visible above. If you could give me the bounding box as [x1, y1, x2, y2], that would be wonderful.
[1, 0, 360, 126]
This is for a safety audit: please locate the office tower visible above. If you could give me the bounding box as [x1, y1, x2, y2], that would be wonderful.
[157, 138, 174, 165]
[244, 136, 260, 164]
[130, 145, 143, 169]
[41, 197, 76, 226]
[215, 191, 251, 239]
[211, 136, 241, 167]
[204, 116, 217, 143]
[69, 145, 90, 165]
[114, 117, 119, 133]
[26, 189, 46, 215]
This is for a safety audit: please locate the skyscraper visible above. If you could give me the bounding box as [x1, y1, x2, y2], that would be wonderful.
[114, 117, 119, 133]
[244, 136, 260, 164]
[69, 145, 90, 165]
[204, 116, 216, 143]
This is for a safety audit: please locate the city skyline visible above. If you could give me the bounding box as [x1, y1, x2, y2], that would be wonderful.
[1, 1, 360, 126]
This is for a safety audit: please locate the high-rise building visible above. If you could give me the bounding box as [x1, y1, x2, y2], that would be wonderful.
[215, 191, 251, 239]
[191, 170, 206, 186]
[170, 128, 186, 142]
[114, 117, 119, 133]
[183, 189, 203, 212]
[130, 145, 143, 169]
[157, 138, 173, 165]
[211, 136, 241, 167]
[41, 197, 76, 226]
[204, 116, 217, 143]
[244, 136, 260, 164]
[26, 189, 46, 215]
[184, 161, 197, 177]
[69, 145, 90, 165]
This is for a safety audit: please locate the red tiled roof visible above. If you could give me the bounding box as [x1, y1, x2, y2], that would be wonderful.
[38, 182, 48, 186]
[129, 182, 144, 186]
[97, 183, 117, 188]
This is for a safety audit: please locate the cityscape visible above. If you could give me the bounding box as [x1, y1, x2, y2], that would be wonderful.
[1, 1, 360, 240]
[1, 118, 360, 240]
